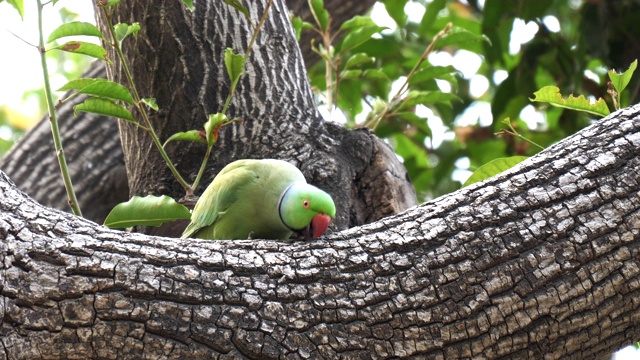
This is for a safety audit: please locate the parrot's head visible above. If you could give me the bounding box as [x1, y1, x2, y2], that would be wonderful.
[279, 182, 336, 240]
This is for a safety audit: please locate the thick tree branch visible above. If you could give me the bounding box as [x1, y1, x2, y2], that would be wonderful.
[1, 104, 639, 358]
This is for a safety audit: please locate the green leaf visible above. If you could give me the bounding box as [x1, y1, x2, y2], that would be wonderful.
[73, 98, 134, 122]
[224, 0, 251, 25]
[393, 112, 432, 137]
[363, 69, 389, 80]
[608, 59, 637, 95]
[400, 91, 460, 108]
[344, 52, 375, 69]
[463, 156, 529, 187]
[113, 22, 141, 43]
[163, 130, 207, 147]
[530, 86, 610, 117]
[339, 69, 362, 80]
[338, 25, 387, 53]
[224, 48, 246, 84]
[339, 16, 378, 31]
[391, 133, 427, 166]
[104, 195, 191, 228]
[58, 78, 134, 105]
[290, 16, 315, 41]
[408, 65, 458, 86]
[141, 98, 158, 111]
[181, 0, 194, 11]
[381, 0, 408, 26]
[47, 22, 103, 43]
[97, 0, 122, 7]
[435, 28, 491, 49]
[204, 113, 231, 146]
[52, 41, 109, 61]
[309, 0, 329, 32]
[419, 0, 446, 35]
[5, 0, 24, 20]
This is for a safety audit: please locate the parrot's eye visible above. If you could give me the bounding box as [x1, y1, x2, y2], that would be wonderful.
[302, 199, 310, 209]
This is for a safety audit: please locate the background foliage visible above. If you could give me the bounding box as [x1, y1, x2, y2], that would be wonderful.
[304, 0, 640, 202]
[0, 3, 93, 153]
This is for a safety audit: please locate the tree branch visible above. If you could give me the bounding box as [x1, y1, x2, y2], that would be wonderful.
[1, 104, 639, 358]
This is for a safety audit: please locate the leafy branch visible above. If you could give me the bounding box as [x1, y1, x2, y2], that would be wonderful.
[495, 118, 545, 151]
[6, 0, 274, 228]
[105, 0, 273, 228]
[99, 6, 191, 193]
[363, 22, 454, 130]
[530, 59, 637, 116]
[473, 60, 638, 188]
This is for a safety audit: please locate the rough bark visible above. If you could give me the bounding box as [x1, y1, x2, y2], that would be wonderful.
[0, 0, 378, 226]
[1, 103, 639, 359]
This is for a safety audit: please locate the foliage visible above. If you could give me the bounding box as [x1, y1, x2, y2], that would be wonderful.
[530, 86, 610, 117]
[462, 155, 527, 187]
[296, 0, 640, 201]
[104, 195, 191, 228]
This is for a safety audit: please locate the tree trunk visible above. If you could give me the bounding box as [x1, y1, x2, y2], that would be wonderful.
[90, 0, 415, 238]
[1, 103, 639, 359]
[0, 0, 378, 225]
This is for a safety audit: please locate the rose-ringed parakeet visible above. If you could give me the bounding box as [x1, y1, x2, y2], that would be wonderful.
[181, 159, 336, 240]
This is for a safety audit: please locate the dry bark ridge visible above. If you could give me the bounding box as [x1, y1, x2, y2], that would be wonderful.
[1, 103, 639, 359]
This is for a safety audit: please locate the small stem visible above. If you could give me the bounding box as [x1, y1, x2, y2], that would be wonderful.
[364, 23, 453, 130]
[607, 81, 620, 111]
[191, 145, 212, 192]
[322, 29, 334, 117]
[190, 0, 273, 193]
[102, 8, 191, 193]
[397, 23, 453, 99]
[36, 0, 82, 217]
[220, 0, 274, 116]
[333, 57, 342, 119]
[495, 128, 545, 151]
[245, 0, 272, 59]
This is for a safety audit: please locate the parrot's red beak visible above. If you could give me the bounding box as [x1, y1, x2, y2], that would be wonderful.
[310, 214, 331, 239]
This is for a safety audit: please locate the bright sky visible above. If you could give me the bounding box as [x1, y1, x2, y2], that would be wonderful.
[0, 1, 95, 120]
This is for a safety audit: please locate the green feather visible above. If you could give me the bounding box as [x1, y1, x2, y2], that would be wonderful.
[181, 159, 335, 240]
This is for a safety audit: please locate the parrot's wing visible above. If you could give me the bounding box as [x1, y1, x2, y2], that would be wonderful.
[181, 161, 259, 238]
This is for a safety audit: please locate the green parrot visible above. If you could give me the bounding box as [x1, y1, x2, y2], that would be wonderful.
[181, 159, 336, 240]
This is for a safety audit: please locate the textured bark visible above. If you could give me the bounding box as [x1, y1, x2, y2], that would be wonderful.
[1, 104, 639, 359]
[0, 0, 383, 226]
